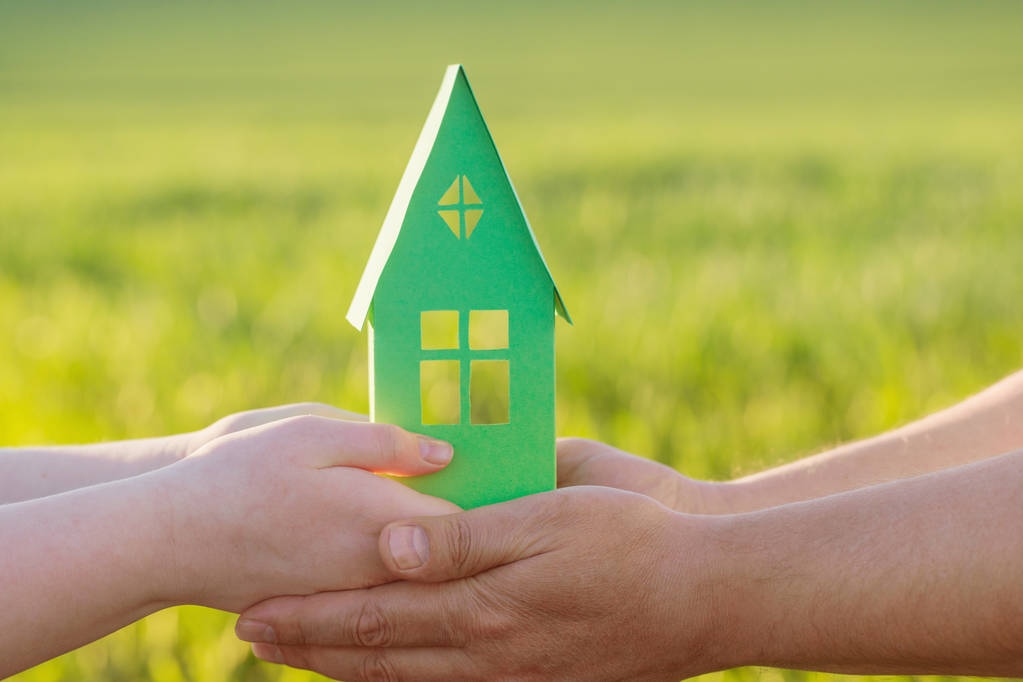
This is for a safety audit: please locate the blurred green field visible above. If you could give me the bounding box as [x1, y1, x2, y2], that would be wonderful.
[2, 1, 1022, 680]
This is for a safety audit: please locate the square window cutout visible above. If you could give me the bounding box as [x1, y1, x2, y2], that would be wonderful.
[421, 360, 460, 425]
[470, 360, 509, 424]
[469, 310, 508, 350]
[421, 311, 459, 350]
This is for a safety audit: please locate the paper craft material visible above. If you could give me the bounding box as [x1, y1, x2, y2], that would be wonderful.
[347, 64, 570, 509]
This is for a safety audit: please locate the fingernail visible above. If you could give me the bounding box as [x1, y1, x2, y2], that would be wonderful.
[388, 524, 429, 570]
[252, 643, 283, 663]
[236, 618, 276, 643]
[418, 436, 453, 465]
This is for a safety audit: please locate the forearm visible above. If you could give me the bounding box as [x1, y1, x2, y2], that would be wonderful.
[714, 369, 1023, 512]
[0, 475, 177, 676]
[696, 449, 1023, 676]
[0, 403, 361, 505]
[0, 434, 192, 504]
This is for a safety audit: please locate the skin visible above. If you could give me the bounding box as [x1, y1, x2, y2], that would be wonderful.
[239, 451, 1023, 681]
[0, 402, 364, 504]
[237, 371, 1023, 680]
[0, 412, 459, 678]
[559, 368, 1023, 514]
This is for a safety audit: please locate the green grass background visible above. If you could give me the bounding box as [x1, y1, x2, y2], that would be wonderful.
[2, 1, 1022, 680]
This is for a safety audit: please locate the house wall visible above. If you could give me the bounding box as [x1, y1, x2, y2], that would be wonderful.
[363, 68, 560, 508]
[370, 263, 556, 509]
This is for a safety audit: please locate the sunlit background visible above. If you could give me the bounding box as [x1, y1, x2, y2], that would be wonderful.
[3, 1, 1022, 680]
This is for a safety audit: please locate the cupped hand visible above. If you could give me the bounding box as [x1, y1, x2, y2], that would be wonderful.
[236, 486, 730, 682]
[154, 415, 459, 613]
[558, 437, 728, 514]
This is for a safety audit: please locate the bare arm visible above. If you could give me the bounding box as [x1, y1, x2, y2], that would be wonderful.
[0, 437, 189, 504]
[0, 403, 362, 504]
[714, 447, 1023, 676]
[720, 369, 1023, 511]
[0, 417, 455, 678]
[557, 369, 1023, 513]
[239, 449, 1023, 680]
[0, 475, 175, 676]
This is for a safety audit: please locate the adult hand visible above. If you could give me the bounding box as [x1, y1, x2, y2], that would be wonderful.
[237, 487, 732, 681]
[557, 437, 731, 514]
[155, 415, 459, 613]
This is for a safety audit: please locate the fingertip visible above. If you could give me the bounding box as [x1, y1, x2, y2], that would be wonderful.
[238, 595, 293, 630]
[236, 617, 277, 644]
[311, 422, 451, 474]
[382, 523, 431, 573]
[375, 430, 453, 476]
[252, 643, 284, 664]
[417, 436, 453, 467]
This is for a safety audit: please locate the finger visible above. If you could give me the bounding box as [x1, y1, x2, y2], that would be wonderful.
[557, 437, 659, 488]
[556, 437, 616, 487]
[378, 490, 568, 582]
[266, 415, 453, 475]
[328, 468, 460, 519]
[251, 643, 477, 682]
[557, 437, 680, 497]
[238, 584, 483, 648]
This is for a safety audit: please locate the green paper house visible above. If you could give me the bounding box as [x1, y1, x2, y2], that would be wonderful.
[347, 64, 570, 509]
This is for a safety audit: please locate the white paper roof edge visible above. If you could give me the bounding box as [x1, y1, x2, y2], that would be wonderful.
[346, 64, 571, 331]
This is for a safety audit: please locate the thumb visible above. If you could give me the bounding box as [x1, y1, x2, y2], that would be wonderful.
[556, 437, 607, 487]
[378, 491, 565, 582]
[556, 437, 632, 487]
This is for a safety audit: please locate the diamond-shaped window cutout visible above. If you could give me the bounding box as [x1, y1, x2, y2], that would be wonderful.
[463, 176, 481, 204]
[435, 175, 484, 239]
[439, 177, 460, 205]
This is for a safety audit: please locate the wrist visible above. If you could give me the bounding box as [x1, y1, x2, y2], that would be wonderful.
[657, 472, 738, 515]
[698, 505, 829, 672]
[701, 477, 782, 514]
[686, 479, 728, 514]
[86, 473, 184, 613]
[172, 430, 205, 459]
[660, 508, 804, 676]
[129, 477, 183, 613]
[686, 478, 754, 515]
[127, 433, 194, 474]
[648, 512, 761, 677]
[140, 463, 210, 608]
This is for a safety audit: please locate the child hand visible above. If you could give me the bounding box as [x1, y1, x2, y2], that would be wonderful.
[151, 415, 459, 613]
[183, 402, 367, 457]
